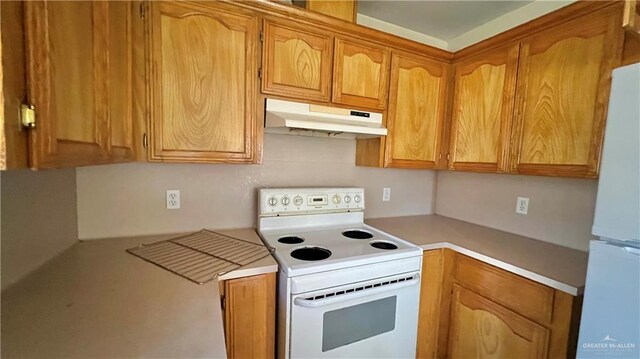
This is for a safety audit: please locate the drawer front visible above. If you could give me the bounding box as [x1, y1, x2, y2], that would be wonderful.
[454, 254, 555, 325]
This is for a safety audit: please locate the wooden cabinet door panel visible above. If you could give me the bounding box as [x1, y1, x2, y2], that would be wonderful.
[449, 43, 519, 172]
[511, 8, 623, 177]
[332, 38, 390, 110]
[149, 2, 258, 163]
[386, 53, 448, 168]
[224, 273, 276, 359]
[305, 0, 357, 22]
[262, 20, 332, 102]
[449, 286, 550, 359]
[24, 1, 134, 168]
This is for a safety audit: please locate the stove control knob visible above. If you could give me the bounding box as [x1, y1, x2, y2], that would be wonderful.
[293, 195, 304, 207]
[354, 194, 361, 203]
[332, 194, 341, 204]
[282, 196, 290, 206]
[267, 196, 278, 207]
[344, 195, 351, 203]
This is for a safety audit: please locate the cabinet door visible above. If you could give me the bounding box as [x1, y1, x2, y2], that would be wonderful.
[305, 0, 357, 22]
[224, 273, 276, 359]
[448, 286, 550, 359]
[332, 38, 390, 110]
[448, 43, 519, 172]
[510, 8, 623, 177]
[148, 2, 259, 163]
[262, 20, 333, 102]
[385, 53, 448, 169]
[24, 1, 134, 169]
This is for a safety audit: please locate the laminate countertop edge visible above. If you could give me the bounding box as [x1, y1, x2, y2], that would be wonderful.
[366, 215, 588, 296]
[420, 241, 581, 295]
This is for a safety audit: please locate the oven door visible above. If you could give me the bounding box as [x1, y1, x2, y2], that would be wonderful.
[289, 271, 421, 358]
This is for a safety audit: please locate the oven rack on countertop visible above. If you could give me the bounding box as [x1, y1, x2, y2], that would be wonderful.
[127, 229, 274, 285]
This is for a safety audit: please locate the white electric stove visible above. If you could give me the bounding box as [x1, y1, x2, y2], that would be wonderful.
[257, 187, 422, 359]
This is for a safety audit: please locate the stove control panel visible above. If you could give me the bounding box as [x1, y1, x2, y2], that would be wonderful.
[259, 188, 365, 216]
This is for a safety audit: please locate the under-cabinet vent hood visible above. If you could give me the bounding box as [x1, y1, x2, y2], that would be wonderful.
[265, 99, 386, 139]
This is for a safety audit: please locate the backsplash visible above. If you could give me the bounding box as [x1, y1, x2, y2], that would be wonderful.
[1, 168, 78, 289]
[76, 134, 437, 240]
[436, 171, 598, 251]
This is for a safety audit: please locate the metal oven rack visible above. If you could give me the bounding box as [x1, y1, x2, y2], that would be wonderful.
[127, 230, 274, 285]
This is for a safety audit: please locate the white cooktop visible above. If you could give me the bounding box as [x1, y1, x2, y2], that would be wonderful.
[261, 223, 422, 277]
[257, 188, 422, 277]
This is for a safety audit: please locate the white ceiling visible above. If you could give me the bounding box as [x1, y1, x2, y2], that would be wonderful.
[357, 0, 534, 40]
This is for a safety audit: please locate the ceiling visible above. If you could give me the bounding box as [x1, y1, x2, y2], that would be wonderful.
[357, 0, 534, 40]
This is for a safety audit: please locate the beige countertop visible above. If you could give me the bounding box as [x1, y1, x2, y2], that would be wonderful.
[366, 215, 589, 296]
[1, 228, 277, 358]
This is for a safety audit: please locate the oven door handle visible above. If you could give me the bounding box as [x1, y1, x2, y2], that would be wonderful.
[293, 275, 420, 308]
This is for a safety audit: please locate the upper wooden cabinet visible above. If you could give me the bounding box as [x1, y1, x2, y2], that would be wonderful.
[385, 53, 449, 169]
[510, 8, 623, 178]
[262, 20, 333, 102]
[448, 43, 519, 173]
[305, 0, 357, 22]
[23, 1, 134, 169]
[147, 1, 260, 163]
[332, 38, 391, 110]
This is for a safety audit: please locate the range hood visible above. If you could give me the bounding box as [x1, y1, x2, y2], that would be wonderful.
[265, 99, 387, 139]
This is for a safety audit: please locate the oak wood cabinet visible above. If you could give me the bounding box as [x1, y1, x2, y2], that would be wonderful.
[221, 273, 276, 359]
[147, 1, 260, 163]
[416, 249, 582, 359]
[509, 7, 623, 178]
[261, 20, 333, 102]
[384, 52, 449, 169]
[448, 285, 550, 358]
[332, 38, 391, 110]
[448, 43, 519, 173]
[19, 0, 135, 169]
[304, 0, 357, 22]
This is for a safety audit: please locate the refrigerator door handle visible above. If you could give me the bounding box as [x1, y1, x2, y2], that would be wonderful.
[622, 246, 640, 256]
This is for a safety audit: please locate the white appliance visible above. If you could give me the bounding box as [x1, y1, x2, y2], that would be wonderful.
[257, 188, 422, 359]
[265, 99, 387, 139]
[577, 63, 640, 359]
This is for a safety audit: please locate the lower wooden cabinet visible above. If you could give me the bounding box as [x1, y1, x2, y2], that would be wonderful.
[448, 285, 550, 358]
[416, 249, 582, 359]
[220, 273, 276, 359]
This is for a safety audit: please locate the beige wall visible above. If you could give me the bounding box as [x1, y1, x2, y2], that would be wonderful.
[77, 134, 437, 240]
[1, 168, 78, 290]
[436, 171, 597, 251]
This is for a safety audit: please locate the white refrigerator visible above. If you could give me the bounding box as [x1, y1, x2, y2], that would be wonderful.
[577, 63, 640, 358]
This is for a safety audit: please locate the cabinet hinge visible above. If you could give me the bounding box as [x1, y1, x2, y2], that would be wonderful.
[142, 133, 148, 149]
[258, 67, 263, 79]
[20, 104, 36, 129]
[446, 153, 451, 161]
[139, 2, 145, 19]
[220, 294, 226, 311]
[259, 31, 264, 42]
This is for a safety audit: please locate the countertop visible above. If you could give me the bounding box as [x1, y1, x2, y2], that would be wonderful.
[366, 215, 589, 295]
[1, 228, 277, 358]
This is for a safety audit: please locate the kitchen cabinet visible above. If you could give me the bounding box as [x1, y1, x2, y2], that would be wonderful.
[304, 0, 357, 22]
[147, 1, 260, 163]
[448, 43, 519, 173]
[221, 273, 276, 359]
[448, 285, 550, 358]
[332, 38, 391, 110]
[384, 52, 449, 169]
[262, 20, 333, 102]
[509, 7, 623, 178]
[18, 0, 135, 169]
[416, 250, 582, 359]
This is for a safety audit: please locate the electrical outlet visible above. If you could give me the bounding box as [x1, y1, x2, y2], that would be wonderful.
[383, 187, 391, 202]
[166, 190, 181, 209]
[516, 196, 529, 215]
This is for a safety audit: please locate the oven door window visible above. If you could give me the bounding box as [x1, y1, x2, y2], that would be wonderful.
[322, 296, 397, 352]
